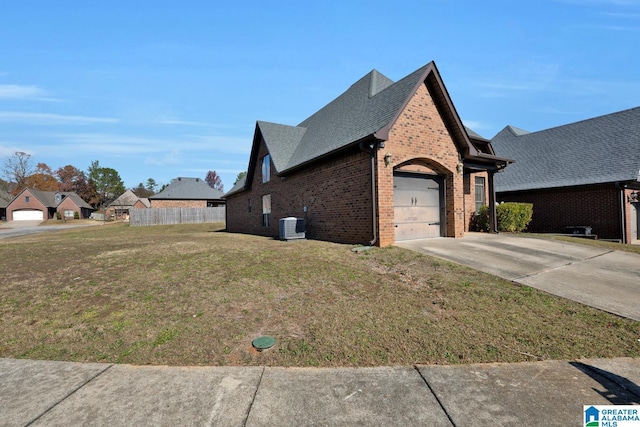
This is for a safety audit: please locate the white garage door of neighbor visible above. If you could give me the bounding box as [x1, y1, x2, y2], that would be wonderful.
[394, 174, 442, 241]
[13, 210, 44, 221]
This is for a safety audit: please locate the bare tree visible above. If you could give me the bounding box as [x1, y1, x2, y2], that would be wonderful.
[2, 151, 34, 195]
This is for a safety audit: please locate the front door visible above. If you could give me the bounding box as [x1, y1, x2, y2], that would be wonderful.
[394, 173, 443, 241]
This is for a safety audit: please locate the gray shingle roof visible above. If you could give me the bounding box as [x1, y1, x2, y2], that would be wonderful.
[249, 65, 432, 175]
[492, 106, 640, 192]
[62, 192, 92, 209]
[20, 188, 92, 209]
[284, 63, 432, 172]
[108, 190, 142, 207]
[150, 177, 224, 200]
[0, 189, 11, 208]
[465, 127, 488, 141]
[225, 61, 510, 198]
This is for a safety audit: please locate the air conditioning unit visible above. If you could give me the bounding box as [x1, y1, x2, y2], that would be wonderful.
[279, 217, 306, 240]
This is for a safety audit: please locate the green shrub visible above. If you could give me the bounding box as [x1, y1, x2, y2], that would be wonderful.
[55, 212, 61, 220]
[474, 205, 490, 232]
[74, 211, 80, 219]
[496, 202, 533, 232]
[472, 203, 533, 233]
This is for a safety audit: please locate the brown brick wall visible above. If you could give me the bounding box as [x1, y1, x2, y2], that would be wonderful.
[57, 197, 83, 218]
[150, 200, 208, 208]
[226, 141, 374, 244]
[7, 189, 50, 220]
[227, 81, 485, 246]
[498, 184, 622, 240]
[464, 171, 489, 231]
[377, 82, 474, 246]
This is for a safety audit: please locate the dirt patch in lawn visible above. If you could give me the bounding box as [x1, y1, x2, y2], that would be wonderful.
[1, 223, 638, 367]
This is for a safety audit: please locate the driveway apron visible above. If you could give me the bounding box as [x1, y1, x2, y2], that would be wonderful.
[396, 233, 640, 321]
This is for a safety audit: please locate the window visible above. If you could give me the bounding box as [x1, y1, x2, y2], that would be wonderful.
[25, 196, 30, 203]
[475, 176, 486, 212]
[262, 194, 271, 227]
[207, 201, 218, 207]
[261, 154, 271, 183]
[64, 210, 74, 218]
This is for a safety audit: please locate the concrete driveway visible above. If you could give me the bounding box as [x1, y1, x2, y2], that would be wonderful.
[0, 220, 100, 239]
[396, 233, 640, 321]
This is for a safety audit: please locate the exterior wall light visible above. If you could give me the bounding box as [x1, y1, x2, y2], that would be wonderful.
[628, 191, 639, 203]
[384, 153, 392, 167]
[456, 163, 464, 174]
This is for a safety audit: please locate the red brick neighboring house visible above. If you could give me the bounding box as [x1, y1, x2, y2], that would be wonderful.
[7, 188, 94, 221]
[224, 61, 512, 246]
[492, 106, 640, 244]
[149, 177, 225, 208]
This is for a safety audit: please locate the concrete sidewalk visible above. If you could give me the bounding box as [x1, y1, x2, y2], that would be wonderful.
[1, 358, 639, 426]
[397, 233, 640, 321]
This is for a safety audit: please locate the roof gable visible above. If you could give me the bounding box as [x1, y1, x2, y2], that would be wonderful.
[150, 177, 224, 200]
[492, 106, 640, 192]
[9, 188, 92, 209]
[108, 189, 140, 207]
[60, 192, 92, 209]
[231, 61, 510, 196]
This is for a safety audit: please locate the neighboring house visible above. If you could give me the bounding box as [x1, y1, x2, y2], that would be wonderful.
[224, 61, 511, 246]
[149, 177, 225, 208]
[106, 189, 150, 220]
[0, 189, 11, 221]
[492, 106, 640, 244]
[6, 188, 94, 221]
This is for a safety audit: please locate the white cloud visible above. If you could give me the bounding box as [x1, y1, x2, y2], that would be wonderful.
[0, 144, 33, 158]
[0, 112, 119, 125]
[461, 120, 488, 130]
[0, 85, 61, 102]
[0, 84, 45, 99]
[145, 149, 183, 166]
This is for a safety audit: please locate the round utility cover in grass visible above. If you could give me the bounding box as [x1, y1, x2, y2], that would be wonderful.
[252, 336, 276, 350]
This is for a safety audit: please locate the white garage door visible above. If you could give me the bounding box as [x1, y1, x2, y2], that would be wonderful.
[13, 210, 44, 221]
[394, 174, 443, 241]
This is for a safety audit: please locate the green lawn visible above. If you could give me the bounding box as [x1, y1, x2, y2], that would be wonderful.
[1, 223, 638, 367]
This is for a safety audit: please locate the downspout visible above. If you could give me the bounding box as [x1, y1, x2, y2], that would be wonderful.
[360, 140, 384, 246]
[617, 183, 627, 244]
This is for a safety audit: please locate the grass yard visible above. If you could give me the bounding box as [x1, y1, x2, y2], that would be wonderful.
[1, 223, 638, 367]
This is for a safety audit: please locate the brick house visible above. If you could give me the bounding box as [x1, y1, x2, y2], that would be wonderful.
[224, 61, 511, 246]
[6, 188, 94, 221]
[149, 177, 225, 208]
[492, 106, 640, 244]
[106, 189, 150, 220]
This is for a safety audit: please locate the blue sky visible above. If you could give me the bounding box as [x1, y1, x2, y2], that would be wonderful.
[1, 0, 639, 191]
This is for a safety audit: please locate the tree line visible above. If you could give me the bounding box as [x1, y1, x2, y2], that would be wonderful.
[1, 151, 153, 210]
[1, 151, 237, 210]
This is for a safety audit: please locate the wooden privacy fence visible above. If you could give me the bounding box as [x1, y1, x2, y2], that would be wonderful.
[129, 207, 225, 227]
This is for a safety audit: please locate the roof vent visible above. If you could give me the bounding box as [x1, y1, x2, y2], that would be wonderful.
[279, 217, 306, 240]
